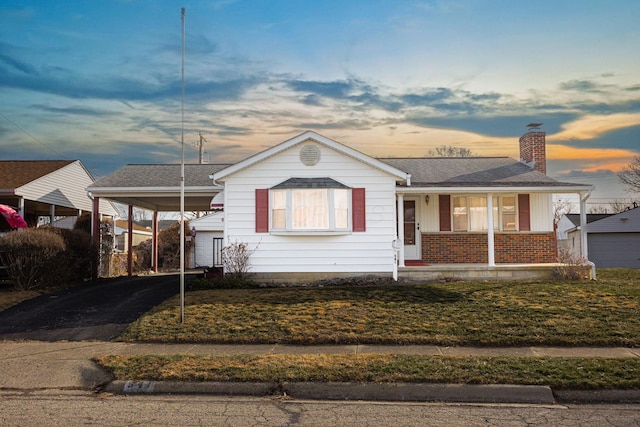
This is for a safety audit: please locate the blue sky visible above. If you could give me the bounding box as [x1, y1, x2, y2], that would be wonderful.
[1, 0, 639, 206]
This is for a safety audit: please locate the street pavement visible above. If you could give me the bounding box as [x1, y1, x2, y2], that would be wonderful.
[1, 340, 639, 404]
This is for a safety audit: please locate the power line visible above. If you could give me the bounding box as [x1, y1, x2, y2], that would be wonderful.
[0, 111, 66, 157]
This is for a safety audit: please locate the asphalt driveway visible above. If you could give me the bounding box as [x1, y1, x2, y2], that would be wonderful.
[0, 274, 190, 341]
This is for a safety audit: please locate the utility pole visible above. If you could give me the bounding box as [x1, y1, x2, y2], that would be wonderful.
[194, 132, 207, 164]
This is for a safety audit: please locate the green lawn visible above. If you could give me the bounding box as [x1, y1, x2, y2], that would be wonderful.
[119, 269, 640, 346]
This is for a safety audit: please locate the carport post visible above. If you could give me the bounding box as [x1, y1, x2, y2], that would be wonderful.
[91, 196, 100, 280]
[152, 211, 159, 273]
[127, 205, 133, 276]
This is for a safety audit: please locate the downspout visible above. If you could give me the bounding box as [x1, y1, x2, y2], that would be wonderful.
[580, 190, 596, 280]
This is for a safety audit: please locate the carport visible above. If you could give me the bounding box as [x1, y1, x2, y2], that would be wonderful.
[87, 164, 228, 277]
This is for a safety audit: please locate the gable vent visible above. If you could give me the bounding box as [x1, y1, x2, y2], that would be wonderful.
[300, 144, 321, 166]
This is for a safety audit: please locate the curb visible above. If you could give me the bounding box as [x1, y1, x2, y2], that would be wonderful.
[104, 381, 556, 404]
[553, 389, 640, 404]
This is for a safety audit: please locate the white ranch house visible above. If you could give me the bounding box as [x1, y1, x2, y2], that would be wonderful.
[88, 130, 593, 281]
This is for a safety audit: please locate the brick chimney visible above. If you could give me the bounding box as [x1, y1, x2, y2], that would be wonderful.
[519, 124, 546, 175]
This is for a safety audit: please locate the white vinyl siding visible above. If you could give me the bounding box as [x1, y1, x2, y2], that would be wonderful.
[221, 142, 398, 274]
[17, 161, 117, 216]
[529, 193, 553, 232]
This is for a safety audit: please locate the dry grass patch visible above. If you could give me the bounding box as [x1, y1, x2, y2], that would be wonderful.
[95, 354, 640, 390]
[120, 270, 640, 346]
[0, 287, 39, 311]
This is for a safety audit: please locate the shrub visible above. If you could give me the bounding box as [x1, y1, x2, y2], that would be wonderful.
[221, 240, 255, 281]
[132, 239, 152, 273]
[554, 248, 590, 281]
[73, 212, 92, 234]
[187, 275, 256, 290]
[43, 227, 98, 284]
[157, 221, 193, 269]
[0, 229, 66, 290]
[129, 220, 193, 272]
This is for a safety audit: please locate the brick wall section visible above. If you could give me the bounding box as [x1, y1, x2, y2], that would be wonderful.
[519, 131, 546, 175]
[421, 232, 557, 264]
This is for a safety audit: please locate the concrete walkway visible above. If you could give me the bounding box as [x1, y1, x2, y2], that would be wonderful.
[1, 341, 639, 404]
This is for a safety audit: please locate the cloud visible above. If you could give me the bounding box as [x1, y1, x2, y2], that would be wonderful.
[407, 113, 577, 137]
[559, 79, 605, 93]
[0, 47, 37, 75]
[550, 113, 640, 142]
[30, 104, 117, 116]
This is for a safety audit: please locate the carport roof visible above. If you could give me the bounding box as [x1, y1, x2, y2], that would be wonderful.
[88, 164, 230, 212]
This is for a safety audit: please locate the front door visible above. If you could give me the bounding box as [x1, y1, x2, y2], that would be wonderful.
[403, 199, 420, 260]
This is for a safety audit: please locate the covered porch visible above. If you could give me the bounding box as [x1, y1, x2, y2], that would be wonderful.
[394, 188, 593, 272]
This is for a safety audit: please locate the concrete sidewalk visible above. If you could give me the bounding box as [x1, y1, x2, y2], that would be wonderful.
[1, 341, 639, 404]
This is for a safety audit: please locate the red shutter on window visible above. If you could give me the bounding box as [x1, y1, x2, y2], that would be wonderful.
[352, 188, 366, 232]
[255, 189, 269, 233]
[439, 195, 451, 231]
[518, 194, 530, 231]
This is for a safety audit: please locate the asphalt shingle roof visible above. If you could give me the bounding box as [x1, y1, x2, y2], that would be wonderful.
[0, 160, 75, 189]
[90, 164, 232, 188]
[379, 157, 586, 187]
[565, 213, 613, 226]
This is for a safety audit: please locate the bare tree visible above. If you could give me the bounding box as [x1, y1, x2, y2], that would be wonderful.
[608, 199, 638, 213]
[553, 199, 574, 225]
[427, 145, 474, 157]
[618, 155, 640, 193]
[588, 205, 610, 214]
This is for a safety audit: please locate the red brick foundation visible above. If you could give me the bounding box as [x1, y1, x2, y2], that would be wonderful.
[421, 232, 557, 264]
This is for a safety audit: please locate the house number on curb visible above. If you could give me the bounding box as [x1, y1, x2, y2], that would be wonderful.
[123, 380, 156, 393]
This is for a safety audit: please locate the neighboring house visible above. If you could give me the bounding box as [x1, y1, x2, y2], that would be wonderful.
[0, 160, 118, 224]
[556, 213, 613, 256]
[113, 219, 153, 252]
[89, 130, 593, 280]
[566, 207, 640, 268]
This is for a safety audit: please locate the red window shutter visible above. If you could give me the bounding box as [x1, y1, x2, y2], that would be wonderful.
[352, 188, 366, 232]
[518, 194, 530, 231]
[439, 195, 451, 231]
[255, 189, 269, 233]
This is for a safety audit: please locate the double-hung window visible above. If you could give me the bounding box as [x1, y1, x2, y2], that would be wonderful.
[451, 195, 518, 232]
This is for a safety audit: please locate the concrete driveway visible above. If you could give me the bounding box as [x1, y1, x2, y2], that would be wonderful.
[0, 274, 189, 341]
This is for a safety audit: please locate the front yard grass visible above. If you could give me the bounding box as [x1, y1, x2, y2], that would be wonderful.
[0, 287, 39, 311]
[95, 354, 640, 390]
[119, 269, 640, 346]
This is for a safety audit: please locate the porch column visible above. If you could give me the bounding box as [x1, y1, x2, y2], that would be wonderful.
[397, 193, 405, 267]
[152, 211, 159, 273]
[49, 204, 55, 226]
[487, 194, 495, 267]
[91, 196, 100, 280]
[17, 198, 24, 218]
[580, 192, 589, 259]
[127, 205, 133, 277]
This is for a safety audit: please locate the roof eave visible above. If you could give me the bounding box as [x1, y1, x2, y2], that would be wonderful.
[88, 185, 223, 197]
[213, 131, 408, 183]
[396, 184, 595, 193]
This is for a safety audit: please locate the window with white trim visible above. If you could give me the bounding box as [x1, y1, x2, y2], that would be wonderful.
[271, 188, 350, 231]
[452, 195, 518, 232]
